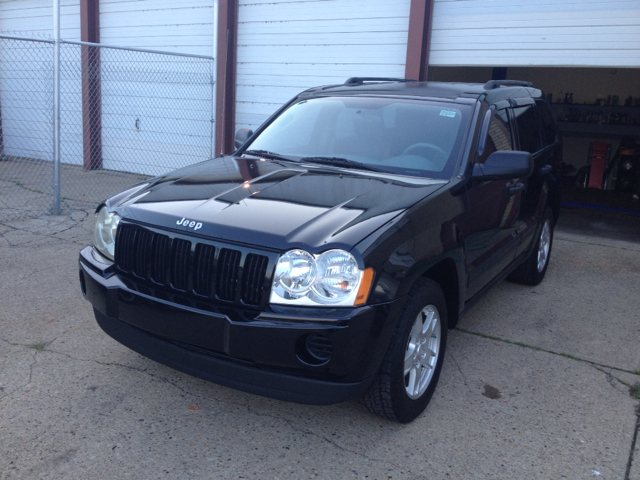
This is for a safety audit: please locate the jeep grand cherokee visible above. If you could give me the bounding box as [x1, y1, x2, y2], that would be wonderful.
[79, 78, 561, 423]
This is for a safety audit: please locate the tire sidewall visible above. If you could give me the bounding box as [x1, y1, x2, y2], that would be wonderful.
[388, 280, 448, 423]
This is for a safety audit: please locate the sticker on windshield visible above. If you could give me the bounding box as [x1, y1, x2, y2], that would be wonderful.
[440, 110, 457, 118]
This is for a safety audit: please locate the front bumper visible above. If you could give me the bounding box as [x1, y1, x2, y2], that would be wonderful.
[79, 246, 404, 404]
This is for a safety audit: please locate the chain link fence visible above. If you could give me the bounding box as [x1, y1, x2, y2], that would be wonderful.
[0, 36, 55, 219]
[0, 34, 215, 220]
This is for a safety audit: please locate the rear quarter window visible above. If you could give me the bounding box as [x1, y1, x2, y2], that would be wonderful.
[512, 105, 542, 154]
[535, 100, 558, 146]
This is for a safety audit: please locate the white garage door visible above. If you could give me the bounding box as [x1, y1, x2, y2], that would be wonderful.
[0, 0, 79, 163]
[235, 0, 412, 133]
[429, 0, 640, 68]
[0, 0, 80, 39]
[98, 0, 216, 176]
[100, 0, 216, 56]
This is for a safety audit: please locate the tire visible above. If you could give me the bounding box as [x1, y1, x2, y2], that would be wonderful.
[509, 206, 554, 286]
[360, 278, 448, 423]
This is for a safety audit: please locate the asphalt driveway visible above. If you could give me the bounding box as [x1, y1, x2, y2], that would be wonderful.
[0, 208, 638, 479]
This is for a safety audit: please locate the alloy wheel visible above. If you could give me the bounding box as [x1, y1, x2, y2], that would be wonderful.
[404, 305, 441, 399]
[537, 219, 551, 272]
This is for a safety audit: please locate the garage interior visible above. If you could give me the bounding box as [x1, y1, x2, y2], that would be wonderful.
[429, 66, 640, 242]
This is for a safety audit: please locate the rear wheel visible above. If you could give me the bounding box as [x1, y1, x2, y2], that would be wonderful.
[360, 278, 448, 423]
[509, 206, 554, 286]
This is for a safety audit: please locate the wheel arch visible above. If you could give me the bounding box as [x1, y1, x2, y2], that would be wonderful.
[421, 258, 461, 329]
[547, 182, 561, 226]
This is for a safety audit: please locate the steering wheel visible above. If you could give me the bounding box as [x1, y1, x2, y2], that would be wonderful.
[402, 143, 447, 160]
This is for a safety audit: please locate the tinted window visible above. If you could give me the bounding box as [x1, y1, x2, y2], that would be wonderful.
[477, 109, 513, 164]
[536, 100, 558, 146]
[246, 97, 472, 179]
[512, 105, 542, 154]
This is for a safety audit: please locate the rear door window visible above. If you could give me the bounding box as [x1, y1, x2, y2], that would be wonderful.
[535, 100, 558, 146]
[512, 105, 542, 154]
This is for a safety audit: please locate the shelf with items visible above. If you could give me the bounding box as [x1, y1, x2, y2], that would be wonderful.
[549, 103, 640, 138]
[557, 122, 640, 138]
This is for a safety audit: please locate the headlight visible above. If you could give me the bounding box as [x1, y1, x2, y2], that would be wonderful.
[270, 249, 373, 307]
[94, 206, 121, 260]
[273, 250, 317, 295]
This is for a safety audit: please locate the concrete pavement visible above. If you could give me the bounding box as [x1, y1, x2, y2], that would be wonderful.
[0, 208, 638, 479]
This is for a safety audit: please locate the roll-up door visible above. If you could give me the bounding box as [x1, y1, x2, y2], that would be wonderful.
[98, 0, 216, 175]
[429, 0, 640, 68]
[0, 0, 80, 39]
[235, 0, 412, 133]
[100, 0, 215, 56]
[0, 1, 79, 163]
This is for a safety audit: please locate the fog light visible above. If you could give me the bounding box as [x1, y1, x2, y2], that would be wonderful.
[305, 334, 333, 363]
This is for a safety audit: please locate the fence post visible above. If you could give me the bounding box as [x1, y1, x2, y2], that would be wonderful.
[53, 0, 61, 215]
[0, 99, 4, 157]
[80, 0, 102, 171]
[212, 0, 218, 159]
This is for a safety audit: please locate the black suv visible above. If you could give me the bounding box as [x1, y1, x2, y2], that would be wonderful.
[80, 78, 561, 423]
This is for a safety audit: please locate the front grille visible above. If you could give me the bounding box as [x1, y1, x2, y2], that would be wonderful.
[216, 248, 241, 301]
[170, 238, 191, 291]
[115, 223, 271, 306]
[242, 253, 269, 305]
[193, 243, 215, 296]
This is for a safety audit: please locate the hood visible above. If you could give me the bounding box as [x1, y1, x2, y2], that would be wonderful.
[108, 156, 447, 252]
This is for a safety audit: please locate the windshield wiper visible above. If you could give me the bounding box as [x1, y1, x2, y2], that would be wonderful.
[300, 156, 384, 172]
[243, 149, 296, 162]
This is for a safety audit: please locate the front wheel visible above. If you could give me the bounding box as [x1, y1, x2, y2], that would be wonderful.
[509, 206, 554, 286]
[360, 278, 448, 423]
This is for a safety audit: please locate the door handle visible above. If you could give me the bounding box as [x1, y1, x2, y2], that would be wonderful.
[540, 164, 552, 176]
[509, 182, 525, 196]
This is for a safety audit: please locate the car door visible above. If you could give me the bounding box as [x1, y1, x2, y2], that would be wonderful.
[510, 100, 548, 258]
[463, 108, 524, 300]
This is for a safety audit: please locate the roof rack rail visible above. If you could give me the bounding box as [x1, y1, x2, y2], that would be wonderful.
[344, 77, 417, 86]
[484, 80, 533, 90]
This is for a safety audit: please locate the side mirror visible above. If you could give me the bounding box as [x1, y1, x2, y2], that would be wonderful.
[234, 128, 253, 150]
[472, 151, 533, 180]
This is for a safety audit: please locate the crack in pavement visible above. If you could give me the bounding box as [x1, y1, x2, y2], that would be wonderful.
[0, 336, 21, 347]
[40, 347, 409, 473]
[456, 328, 640, 480]
[238, 402, 408, 473]
[0, 350, 39, 403]
[625, 406, 640, 480]
[555, 235, 640, 253]
[456, 327, 640, 376]
[590, 365, 640, 480]
[27, 350, 37, 386]
[447, 351, 473, 393]
[0, 211, 92, 248]
[593, 365, 639, 394]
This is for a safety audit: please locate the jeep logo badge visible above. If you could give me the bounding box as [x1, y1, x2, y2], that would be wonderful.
[176, 217, 202, 231]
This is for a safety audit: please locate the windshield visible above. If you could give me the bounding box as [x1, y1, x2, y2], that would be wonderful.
[243, 96, 472, 179]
